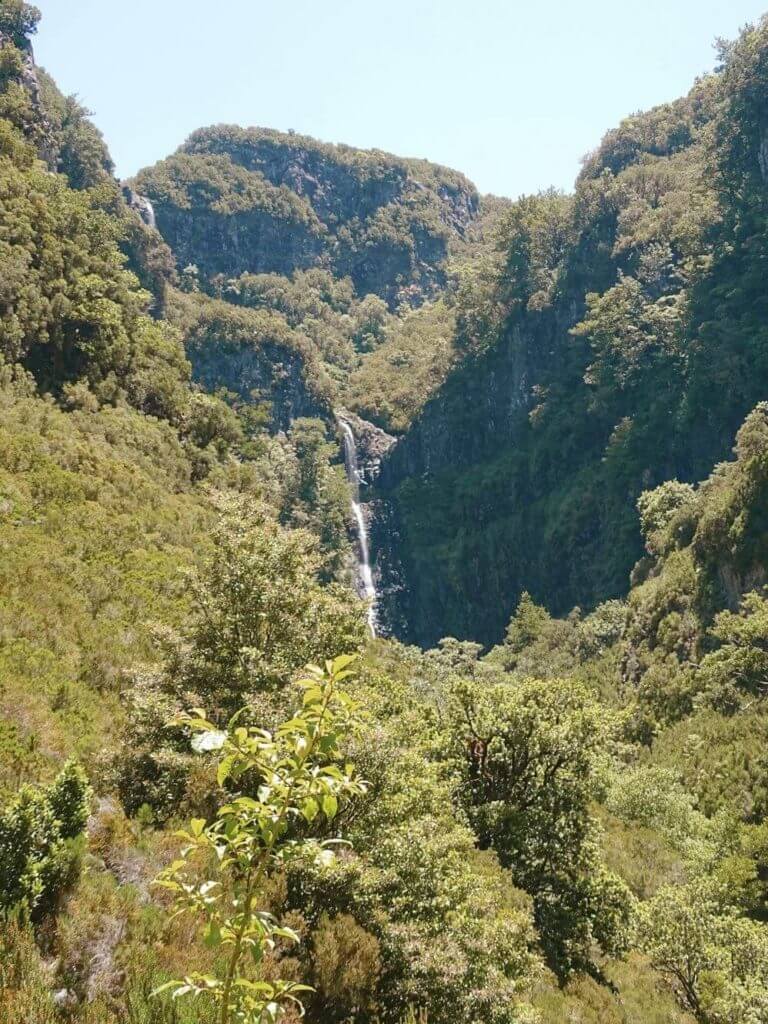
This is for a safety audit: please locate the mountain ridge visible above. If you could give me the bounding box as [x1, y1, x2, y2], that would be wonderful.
[2, 5, 768, 1022]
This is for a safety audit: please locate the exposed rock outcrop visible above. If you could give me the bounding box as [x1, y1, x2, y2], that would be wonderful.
[121, 186, 157, 229]
[134, 126, 481, 307]
[190, 336, 330, 432]
[336, 408, 396, 482]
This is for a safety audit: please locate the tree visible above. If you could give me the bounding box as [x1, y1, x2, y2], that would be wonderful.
[180, 497, 364, 709]
[282, 418, 351, 580]
[153, 655, 367, 1024]
[637, 479, 697, 557]
[573, 276, 686, 428]
[181, 390, 244, 456]
[113, 496, 365, 817]
[449, 676, 634, 974]
[0, 135, 190, 420]
[696, 592, 768, 710]
[503, 592, 552, 656]
[639, 881, 768, 1023]
[287, 419, 333, 505]
[351, 294, 389, 352]
[0, 2, 40, 48]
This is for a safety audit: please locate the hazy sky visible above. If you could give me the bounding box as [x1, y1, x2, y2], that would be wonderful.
[34, 0, 768, 198]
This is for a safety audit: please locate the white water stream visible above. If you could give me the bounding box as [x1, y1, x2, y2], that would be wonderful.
[142, 197, 157, 230]
[338, 417, 377, 636]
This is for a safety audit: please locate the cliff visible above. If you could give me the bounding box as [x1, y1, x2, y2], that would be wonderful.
[166, 291, 334, 431]
[373, 62, 768, 646]
[134, 125, 480, 306]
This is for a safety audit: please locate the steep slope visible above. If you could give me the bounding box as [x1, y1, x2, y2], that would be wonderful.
[0, 1, 358, 798]
[4, 7, 768, 1024]
[130, 128, 494, 439]
[373, 28, 768, 646]
[134, 125, 480, 307]
[164, 288, 335, 431]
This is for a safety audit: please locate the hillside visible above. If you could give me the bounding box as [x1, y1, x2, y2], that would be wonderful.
[134, 124, 480, 307]
[2, 3, 768, 1024]
[372, 39, 768, 646]
[129, 124, 495, 436]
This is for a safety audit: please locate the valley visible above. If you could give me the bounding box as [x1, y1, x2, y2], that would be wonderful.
[2, 3, 768, 1022]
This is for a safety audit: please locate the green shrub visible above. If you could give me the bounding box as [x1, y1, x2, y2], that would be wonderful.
[447, 675, 634, 975]
[0, 760, 91, 917]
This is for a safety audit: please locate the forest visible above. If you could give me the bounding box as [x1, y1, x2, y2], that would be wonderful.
[1, 1, 768, 1022]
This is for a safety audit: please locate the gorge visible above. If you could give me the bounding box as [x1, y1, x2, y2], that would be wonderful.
[3, 3, 768, 1022]
[114, 58, 768, 653]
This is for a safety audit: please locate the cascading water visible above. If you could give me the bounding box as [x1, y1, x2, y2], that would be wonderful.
[141, 196, 157, 230]
[338, 417, 377, 636]
[119, 186, 157, 230]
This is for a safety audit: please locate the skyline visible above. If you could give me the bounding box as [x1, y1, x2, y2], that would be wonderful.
[34, 0, 768, 198]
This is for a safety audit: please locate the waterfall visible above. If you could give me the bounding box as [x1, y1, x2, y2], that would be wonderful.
[141, 196, 157, 230]
[121, 185, 157, 230]
[338, 417, 377, 636]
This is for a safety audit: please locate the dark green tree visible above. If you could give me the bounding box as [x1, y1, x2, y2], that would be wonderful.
[449, 676, 634, 974]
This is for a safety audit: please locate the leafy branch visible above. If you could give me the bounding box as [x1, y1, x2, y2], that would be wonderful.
[153, 654, 367, 1024]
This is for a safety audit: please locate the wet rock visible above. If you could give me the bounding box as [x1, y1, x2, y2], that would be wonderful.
[120, 186, 157, 229]
[335, 409, 396, 486]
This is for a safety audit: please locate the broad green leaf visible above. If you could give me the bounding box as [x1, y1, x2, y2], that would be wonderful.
[302, 796, 319, 822]
[233, 979, 274, 993]
[331, 653, 357, 671]
[204, 919, 221, 948]
[217, 753, 236, 787]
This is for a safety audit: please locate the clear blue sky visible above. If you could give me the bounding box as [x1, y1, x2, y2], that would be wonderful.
[34, 0, 768, 199]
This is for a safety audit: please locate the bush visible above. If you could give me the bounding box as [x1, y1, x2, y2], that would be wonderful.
[0, 760, 91, 918]
[310, 912, 381, 1020]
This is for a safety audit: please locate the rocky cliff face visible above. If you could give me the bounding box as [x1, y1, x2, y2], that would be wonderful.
[336, 409, 396, 481]
[135, 151, 327, 281]
[0, 25, 56, 167]
[132, 128, 485, 459]
[135, 126, 480, 307]
[157, 200, 325, 282]
[185, 126, 410, 225]
[190, 337, 329, 432]
[167, 290, 335, 433]
[372, 301, 589, 647]
[370, 83, 735, 649]
[377, 307, 564, 486]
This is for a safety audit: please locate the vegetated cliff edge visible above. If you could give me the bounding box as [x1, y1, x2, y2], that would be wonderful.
[134, 125, 480, 307]
[131, 127, 489, 442]
[373, 48, 768, 647]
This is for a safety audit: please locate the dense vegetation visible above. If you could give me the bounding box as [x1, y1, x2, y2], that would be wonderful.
[1, 3, 768, 1023]
[130, 125, 500, 438]
[374, 25, 768, 646]
[134, 124, 479, 308]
